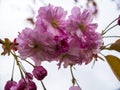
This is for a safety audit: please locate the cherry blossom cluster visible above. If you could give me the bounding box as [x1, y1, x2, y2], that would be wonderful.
[15, 4, 103, 90]
[0, 2, 120, 90]
[2, 4, 105, 90]
[17, 4, 103, 68]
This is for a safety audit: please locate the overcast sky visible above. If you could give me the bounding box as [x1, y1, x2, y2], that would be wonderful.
[0, 0, 120, 90]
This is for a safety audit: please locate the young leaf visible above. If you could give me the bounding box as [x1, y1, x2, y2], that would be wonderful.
[109, 39, 120, 52]
[105, 55, 120, 81]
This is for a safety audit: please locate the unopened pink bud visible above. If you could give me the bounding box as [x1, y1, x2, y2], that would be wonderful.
[118, 18, 120, 25]
[32, 66, 47, 80]
[4, 80, 17, 90]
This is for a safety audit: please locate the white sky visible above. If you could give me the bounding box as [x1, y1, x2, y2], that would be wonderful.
[0, 0, 120, 90]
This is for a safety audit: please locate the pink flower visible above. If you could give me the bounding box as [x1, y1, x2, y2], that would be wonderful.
[67, 6, 98, 37]
[17, 4, 103, 69]
[69, 86, 81, 90]
[35, 4, 67, 35]
[80, 32, 103, 54]
[17, 27, 57, 65]
[32, 66, 47, 80]
[4, 80, 17, 90]
[16, 79, 37, 90]
[56, 6, 103, 68]
[58, 32, 103, 68]
[57, 37, 83, 68]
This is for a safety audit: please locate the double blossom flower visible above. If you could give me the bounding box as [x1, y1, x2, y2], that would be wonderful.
[17, 4, 103, 68]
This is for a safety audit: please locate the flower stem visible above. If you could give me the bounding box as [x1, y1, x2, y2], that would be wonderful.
[70, 65, 75, 85]
[19, 62, 27, 73]
[99, 52, 105, 58]
[24, 59, 34, 67]
[70, 65, 81, 88]
[40, 80, 47, 90]
[17, 56, 35, 67]
[11, 59, 15, 81]
[101, 43, 114, 50]
[103, 35, 120, 38]
[102, 24, 118, 35]
[102, 17, 119, 34]
[10, 51, 24, 79]
[18, 64, 24, 79]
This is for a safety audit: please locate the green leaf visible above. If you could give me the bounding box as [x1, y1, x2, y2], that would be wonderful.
[105, 55, 120, 81]
[109, 39, 120, 52]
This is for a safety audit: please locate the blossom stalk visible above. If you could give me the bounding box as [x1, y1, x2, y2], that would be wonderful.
[41, 80, 47, 90]
[70, 65, 80, 88]
[102, 17, 119, 35]
[102, 24, 118, 35]
[11, 59, 15, 81]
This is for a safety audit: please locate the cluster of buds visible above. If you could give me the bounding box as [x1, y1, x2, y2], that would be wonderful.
[4, 65, 47, 90]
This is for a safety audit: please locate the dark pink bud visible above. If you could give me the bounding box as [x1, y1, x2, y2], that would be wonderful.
[69, 86, 81, 90]
[17, 79, 37, 90]
[26, 72, 33, 80]
[27, 80, 37, 90]
[32, 66, 47, 80]
[118, 18, 120, 25]
[4, 80, 17, 90]
[16, 79, 26, 90]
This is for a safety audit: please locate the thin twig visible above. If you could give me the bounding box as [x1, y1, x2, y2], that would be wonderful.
[103, 36, 120, 38]
[11, 59, 15, 81]
[102, 17, 119, 34]
[102, 24, 118, 35]
[41, 80, 47, 90]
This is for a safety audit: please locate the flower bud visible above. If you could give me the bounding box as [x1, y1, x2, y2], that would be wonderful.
[69, 86, 81, 90]
[118, 18, 120, 25]
[32, 66, 47, 80]
[26, 72, 33, 80]
[4, 80, 17, 90]
[17, 79, 37, 90]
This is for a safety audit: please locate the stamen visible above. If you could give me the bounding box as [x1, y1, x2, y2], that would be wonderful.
[51, 20, 59, 28]
[79, 23, 86, 30]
